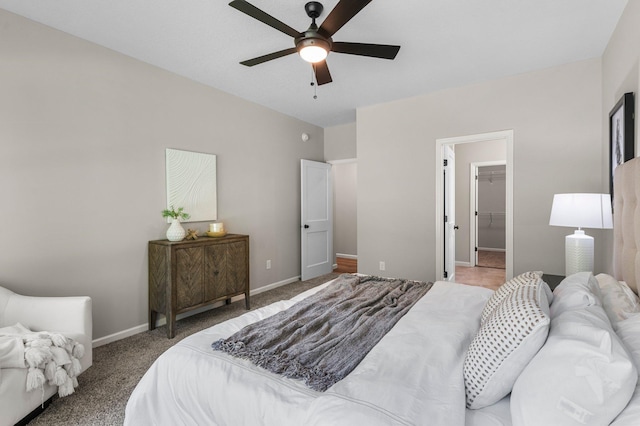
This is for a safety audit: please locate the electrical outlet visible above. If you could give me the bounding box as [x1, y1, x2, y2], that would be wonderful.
[266, 260, 271, 270]
[379, 261, 385, 271]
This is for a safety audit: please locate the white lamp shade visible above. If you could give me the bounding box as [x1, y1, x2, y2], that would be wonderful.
[549, 193, 613, 229]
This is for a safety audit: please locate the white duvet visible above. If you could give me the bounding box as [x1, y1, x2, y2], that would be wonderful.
[125, 280, 507, 426]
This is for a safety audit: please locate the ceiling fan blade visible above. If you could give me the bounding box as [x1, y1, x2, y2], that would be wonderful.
[240, 47, 297, 66]
[318, 0, 373, 38]
[229, 0, 300, 38]
[332, 42, 400, 60]
[313, 61, 332, 85]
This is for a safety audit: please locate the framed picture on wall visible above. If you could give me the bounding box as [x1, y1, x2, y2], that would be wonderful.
[609, 92, 635, 204]
[166, 149, 217, 222]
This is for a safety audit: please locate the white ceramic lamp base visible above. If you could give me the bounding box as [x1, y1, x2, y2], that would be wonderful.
[565, 230, 594, 276]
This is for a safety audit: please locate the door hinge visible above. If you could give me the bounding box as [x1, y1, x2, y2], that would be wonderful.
[443, 159, 448, 167]
[443, 270, 448, 278]
[475, 211, 478, 216]
[475, 247, 478, 252]
[444, 215, 448, 222]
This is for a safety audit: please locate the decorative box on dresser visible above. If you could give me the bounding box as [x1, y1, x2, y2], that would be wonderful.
[148, 234, 250, 338]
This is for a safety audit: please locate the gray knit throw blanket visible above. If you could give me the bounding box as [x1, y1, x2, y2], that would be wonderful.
[211, 274, 433, 391]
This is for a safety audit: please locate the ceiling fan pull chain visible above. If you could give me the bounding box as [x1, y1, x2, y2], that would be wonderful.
[311, 68, 318, 99]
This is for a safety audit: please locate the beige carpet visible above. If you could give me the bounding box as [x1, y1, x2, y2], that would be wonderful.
[29, 272, 340, 426]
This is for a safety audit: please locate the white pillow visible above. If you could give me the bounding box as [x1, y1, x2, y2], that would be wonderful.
[611, 314, 640, 425]
[596, 273, 640, 325]
[480, 271, 545, 324]
[511, 304, 637, 426]
[550, 272, 602, 318]
[464, 279, 550, 409]
[615, 314, 640, 374]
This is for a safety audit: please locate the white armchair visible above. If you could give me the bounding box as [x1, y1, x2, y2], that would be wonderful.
[0, 285, 92, 426]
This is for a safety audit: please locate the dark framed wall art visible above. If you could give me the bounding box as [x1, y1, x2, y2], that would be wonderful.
[609, 92, 635, 203]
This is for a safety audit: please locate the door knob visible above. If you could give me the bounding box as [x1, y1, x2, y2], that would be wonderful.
[304, 224, 310, 229]
[454, 225, 459, 230]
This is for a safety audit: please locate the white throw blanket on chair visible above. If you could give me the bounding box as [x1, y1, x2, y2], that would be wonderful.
[0, 323, 85, 397]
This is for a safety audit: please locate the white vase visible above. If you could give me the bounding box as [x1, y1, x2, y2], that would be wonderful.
[166, 219, 186, 241]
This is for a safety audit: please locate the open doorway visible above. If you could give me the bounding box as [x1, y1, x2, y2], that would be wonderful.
[330, 159, 358, 273]
[474, 164, 506, 269]
[435, 130, 513, 284]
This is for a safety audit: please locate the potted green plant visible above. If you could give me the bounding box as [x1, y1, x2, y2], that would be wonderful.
[162, 206, 190, 221]
[162, 206, 190, 241]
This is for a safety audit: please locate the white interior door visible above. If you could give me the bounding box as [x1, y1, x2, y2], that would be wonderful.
[443, 146, 456, 281]
[301, 159, 333, 281]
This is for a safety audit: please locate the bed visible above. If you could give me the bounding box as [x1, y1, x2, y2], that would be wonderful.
[125, 157, 640, 426]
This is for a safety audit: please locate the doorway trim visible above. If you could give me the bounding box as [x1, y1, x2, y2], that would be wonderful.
[470, 161, 507, 267]
[435, 130, 514, 281]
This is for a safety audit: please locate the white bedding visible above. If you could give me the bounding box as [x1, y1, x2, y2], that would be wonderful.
[125, 279, 506, 426]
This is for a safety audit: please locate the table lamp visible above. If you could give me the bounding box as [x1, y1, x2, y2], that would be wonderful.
[549, 193, 613, 276]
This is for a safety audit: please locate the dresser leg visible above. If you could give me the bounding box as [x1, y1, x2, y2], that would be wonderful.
[245, 292, 251, 310]
[167, 312, 176, 339]
[149, 311, 157, 331]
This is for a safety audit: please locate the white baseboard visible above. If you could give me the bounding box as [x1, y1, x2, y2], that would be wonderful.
[336, 253, 357, 260]
[455, 261, 473, 267]
[250, 276, 301, 295]
[92, 275, 301, 348]
[93, 324, 149, 348]
[477, 247, 506, 252]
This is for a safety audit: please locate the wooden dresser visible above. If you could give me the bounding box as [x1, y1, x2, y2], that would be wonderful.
[148, 234, 250, 338]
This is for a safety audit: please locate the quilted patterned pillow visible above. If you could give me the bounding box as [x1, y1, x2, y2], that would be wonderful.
[464, 278, 551, 409]
[480, 271, 546, 324]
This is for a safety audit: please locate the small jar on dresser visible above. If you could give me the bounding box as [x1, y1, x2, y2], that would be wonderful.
[148, 234, 250, 338]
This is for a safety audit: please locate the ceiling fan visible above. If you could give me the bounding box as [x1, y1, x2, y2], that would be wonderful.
[228, 0, 401, 85]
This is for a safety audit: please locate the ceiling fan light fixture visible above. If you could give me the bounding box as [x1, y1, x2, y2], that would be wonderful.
[299, 45, 328, 63]
[230, 0, 401, 85]
[297, 38, 330, 63]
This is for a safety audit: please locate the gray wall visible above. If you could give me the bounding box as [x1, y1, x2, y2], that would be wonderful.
[357, 58, 603, 281]
[324, 122, 356, 162]
[601, 1, 640, 275]
[331, 161, 357, 257]
[0, 10, 323, 341]
[325, 122, 358, 261]
[454, 140, 507, 263]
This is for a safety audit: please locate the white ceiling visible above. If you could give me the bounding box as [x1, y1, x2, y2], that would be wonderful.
[0, 0, 628, 128]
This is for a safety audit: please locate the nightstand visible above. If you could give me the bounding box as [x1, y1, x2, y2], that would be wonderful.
[542, 274, 564, 291]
